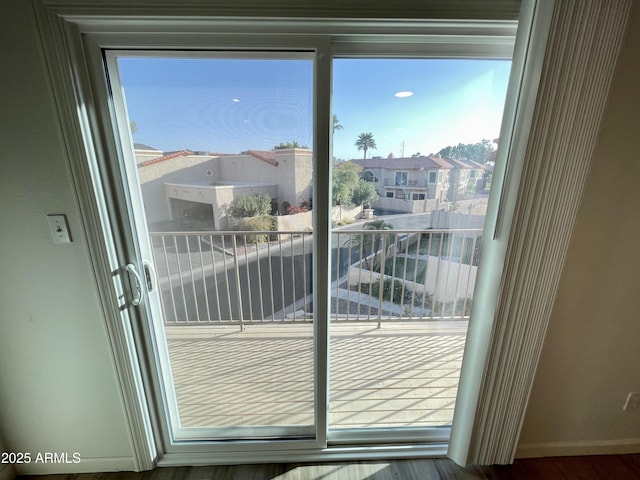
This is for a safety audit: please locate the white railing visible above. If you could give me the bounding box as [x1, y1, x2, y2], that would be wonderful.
[150, 228, 482, 328]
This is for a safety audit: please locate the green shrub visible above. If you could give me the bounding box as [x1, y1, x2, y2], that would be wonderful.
[228, 194, 272, 218]
[236, 215, 275, 244]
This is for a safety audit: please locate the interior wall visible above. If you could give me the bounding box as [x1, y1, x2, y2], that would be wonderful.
[0, 434, 14, 480]
[0, 0, 134, 473]
[517, 0, 640, 457]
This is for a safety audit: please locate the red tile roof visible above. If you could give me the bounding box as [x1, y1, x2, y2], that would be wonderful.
[352, 155, 484, 170]
[352, 155, 454, 170]
[246, 150, 279, 166]
[138, 150, 193, 167]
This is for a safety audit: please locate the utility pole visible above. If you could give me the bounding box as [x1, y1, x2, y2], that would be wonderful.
[400, 141, 405, 158]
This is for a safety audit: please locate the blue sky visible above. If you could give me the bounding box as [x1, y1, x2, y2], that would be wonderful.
[118, 56, 511, 159]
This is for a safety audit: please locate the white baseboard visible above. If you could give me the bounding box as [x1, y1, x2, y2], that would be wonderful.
[516, 438, 640, 458]
[0, 464, 16, 480]
[15, 456, 137, 475]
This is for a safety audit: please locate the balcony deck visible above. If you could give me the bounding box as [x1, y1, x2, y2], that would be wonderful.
[165, 320, 467, 430]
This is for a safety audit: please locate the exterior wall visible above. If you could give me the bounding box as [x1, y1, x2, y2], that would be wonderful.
[219, 149, 313, 211]
[430, 210, 487, 230]
[290, 150, 314, 207]
[212, 184, 278, 229]
[274, 210, 313, 231]
[372, 197, 440, 214]
[331, 204, 362, 224]
[165, 182, 278, 230]
[137, 155, 219, 226]
[347, 256, 477, 303]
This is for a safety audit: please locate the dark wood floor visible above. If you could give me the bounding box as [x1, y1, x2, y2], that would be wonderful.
[18, 454, 640, 479]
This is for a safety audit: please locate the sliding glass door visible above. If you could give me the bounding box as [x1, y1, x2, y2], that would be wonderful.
[92, 26, 514, 454]
[106, 52, 319, 441]
[329, 58, 510, 438]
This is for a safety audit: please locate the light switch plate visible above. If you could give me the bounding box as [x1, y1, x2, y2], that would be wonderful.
[47, 214, 72, 244]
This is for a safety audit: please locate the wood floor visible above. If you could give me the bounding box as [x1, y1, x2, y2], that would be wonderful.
[165, 321, 466, 430]
[17, 454, 640, 479]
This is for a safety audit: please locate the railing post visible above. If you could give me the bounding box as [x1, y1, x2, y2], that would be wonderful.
[232, 234, 245, 331]
[377, 233, 387, 329]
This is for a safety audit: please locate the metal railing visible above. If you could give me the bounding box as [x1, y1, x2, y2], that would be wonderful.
[150, 228, 482, 328]
[383, 179, 426, 187]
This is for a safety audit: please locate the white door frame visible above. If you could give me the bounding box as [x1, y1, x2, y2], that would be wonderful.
[33, 0, 631, 467]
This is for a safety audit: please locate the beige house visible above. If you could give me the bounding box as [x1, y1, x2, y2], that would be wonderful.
[136, 148, 313, 230]
[352, 155, 485, 213]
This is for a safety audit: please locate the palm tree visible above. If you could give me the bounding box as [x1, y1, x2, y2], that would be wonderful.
[332, 115, 343, 134]
[349, 219, 394, 270]
[355, 132, 377, 159]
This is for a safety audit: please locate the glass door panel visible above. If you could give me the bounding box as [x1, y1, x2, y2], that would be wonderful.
[108, 53, 316, 440]
[330, 58, 511, 431]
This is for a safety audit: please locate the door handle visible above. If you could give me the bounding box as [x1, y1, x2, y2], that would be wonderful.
[125, 263, 144, 306]
[143, 259, 156, 293]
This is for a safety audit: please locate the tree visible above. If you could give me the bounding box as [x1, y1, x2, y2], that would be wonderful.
[332, 161, 362, 206]
[438, 139, 495, 163]
[351, 179, 378, 207]
[332, 115, 343, 134]
[355, 132, 377, 159]
[228, 193, 272, 218]
[274, 141, 308, 149]
[349, 219, 394, 270]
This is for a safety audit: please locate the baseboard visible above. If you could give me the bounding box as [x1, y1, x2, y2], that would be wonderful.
[0, 464, 17, 480]
[516, 438, 640, 458]
[15, 456, 137, 475]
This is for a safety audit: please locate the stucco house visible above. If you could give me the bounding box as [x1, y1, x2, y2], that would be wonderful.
[352, 155, 486, 213]
[135, 147, 313, 230]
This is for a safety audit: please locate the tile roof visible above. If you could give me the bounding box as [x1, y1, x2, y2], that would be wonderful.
[246, 150, 279, 166]
[138, 150, 193, 167]
[352, 155, 485, 171]
[352, 155, 454, 170]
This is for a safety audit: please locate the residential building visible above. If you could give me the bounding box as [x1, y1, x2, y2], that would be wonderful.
[352, 155, 486, 213]
[136, 148, 313, 230]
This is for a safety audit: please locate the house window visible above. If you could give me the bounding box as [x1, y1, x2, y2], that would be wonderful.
[386, 191, 394, 198]
[428, 171, 437, 184]
[412, 193, 426, 200]
[395, 171, 408, 186]
[363, 170, 378, 183]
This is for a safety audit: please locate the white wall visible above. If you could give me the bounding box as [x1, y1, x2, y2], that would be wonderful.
[517, 0, 640, 457]
[0, 0, 135, 473]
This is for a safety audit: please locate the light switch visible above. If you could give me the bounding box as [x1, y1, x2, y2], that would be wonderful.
[47, 214, 72, 244]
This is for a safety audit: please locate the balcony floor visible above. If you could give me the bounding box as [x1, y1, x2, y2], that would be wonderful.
[165, 320, 467, 431]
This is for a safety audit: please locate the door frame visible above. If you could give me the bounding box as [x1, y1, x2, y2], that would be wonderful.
[33, 0, 560, 467]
